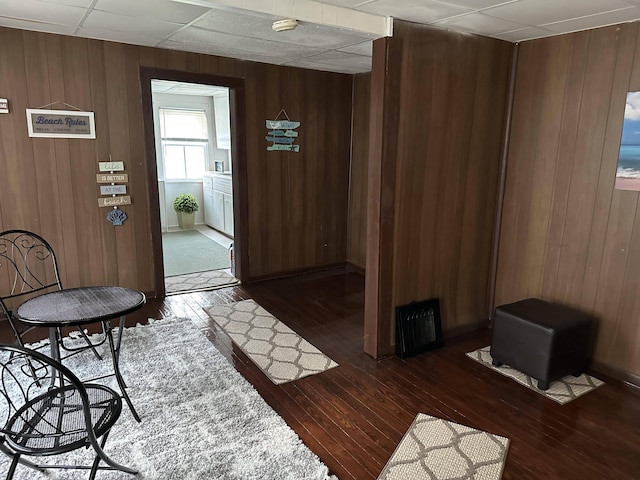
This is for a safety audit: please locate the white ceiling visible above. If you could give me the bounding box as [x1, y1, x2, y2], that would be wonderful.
[2, 0, 640, 74]
[151, 79, 228, 96]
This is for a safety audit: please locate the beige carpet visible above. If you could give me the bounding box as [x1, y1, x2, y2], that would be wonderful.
[165, 269, 239, 294]
[377, 414, 509, 480]
[466, 346, 604, 404]
[204, 299, 338, 384]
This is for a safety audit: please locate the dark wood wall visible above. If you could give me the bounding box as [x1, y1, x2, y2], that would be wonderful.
[496, 23, 640, 380]
[347, 73, 371, 269]
[0, 27, 353, 295]
[365, 21, 512, 356]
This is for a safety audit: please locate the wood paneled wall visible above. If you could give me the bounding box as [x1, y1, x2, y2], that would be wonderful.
[0, 27, 353, 295]
[347, 73, 371, 269]
[365, 22, 512, 356]
[496, 23, 640, 380]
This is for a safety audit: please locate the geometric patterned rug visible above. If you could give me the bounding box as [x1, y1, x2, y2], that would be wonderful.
[377, 414, 510, 480]
[204, 299, 338, 384]
[466, 346, 605, 405]
[165, 269, 240, 294]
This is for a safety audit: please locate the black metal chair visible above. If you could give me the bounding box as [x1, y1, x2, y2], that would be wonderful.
[0, 230, 103, 358]
[0, 344, 137, 479]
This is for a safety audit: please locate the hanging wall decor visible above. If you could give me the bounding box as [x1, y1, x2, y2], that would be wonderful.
[266, 109, 300, 152]
[107, 208, 127, 226]
[97, 156, 129, 225]
[26, 102, 95, 138]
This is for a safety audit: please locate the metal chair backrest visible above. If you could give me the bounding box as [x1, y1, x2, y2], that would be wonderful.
[0, 230, 62, 319]
[0, 344, 83, 434]
[0, 344, 136, 479]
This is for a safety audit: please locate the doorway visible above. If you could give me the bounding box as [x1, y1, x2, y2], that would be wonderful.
[140, 68, 247, 298]
[152, 80, 236, 293]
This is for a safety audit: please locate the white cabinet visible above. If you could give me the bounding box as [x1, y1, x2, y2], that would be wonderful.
[203, 173, 233, 237]
[203, 176, 214, 227]
[212, 191, 224, 231]
[223, 193, 234, 236]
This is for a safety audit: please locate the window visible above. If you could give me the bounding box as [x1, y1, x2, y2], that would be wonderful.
[159, 108, 208, 180]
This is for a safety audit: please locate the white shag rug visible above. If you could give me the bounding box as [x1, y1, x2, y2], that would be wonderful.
[204, 299, 338, 384]
[377, 414, 509, 480]
[2, 318, 337, 480]
[466, 346, 604, 404]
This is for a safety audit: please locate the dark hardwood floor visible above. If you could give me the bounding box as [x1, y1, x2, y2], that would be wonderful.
[4, 269, 640, 479]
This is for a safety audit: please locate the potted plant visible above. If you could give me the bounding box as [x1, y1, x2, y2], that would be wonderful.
[173, 193, 199, 230]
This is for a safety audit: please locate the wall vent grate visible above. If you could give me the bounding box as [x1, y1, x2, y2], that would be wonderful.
[395, 298, 443, 359]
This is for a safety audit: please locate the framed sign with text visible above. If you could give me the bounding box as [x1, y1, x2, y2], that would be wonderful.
[26, 109, 96, 139]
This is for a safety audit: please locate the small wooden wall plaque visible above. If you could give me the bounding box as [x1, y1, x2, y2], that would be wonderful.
[96, 173, 128, 183]
[98, 196, 131, 207]
[100, 185, 127, 195]
[98, 161, 124, 172]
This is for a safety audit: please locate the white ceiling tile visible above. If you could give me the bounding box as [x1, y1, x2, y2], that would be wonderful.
[0, 18, 75, 34]
[337, 39, 372, 56]
[303, 49, 372, 69]
[303, 0, 365, 7]
[9, 0, 640, 74]
[41, 0, 94, 7]
[541, 7, 640, 34]
[434, 11, 526, 34]
[158, 38, 282, 62]
[151, 80, 228, 96]
[82, 10, 184, 37]
[150, 80, 177, 93]
[169, 25, 325, 59]
[178, 85, 227, 96]
[193, 9, 375, 49]
[484, 0, 634, 26]
[75, 26, 163, 46]
[491, 26, 554, 42]
[177, 8, 277, 36]
[93, 0, 209, 24]
[0, 0, 86, 25]
[436, 0, 520, 9]
[356, 0, 472, 23]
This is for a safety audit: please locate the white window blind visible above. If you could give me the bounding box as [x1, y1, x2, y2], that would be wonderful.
[159, 108, 208, 179]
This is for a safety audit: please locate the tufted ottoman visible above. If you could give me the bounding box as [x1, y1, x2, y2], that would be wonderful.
[490, 298, 593, 390]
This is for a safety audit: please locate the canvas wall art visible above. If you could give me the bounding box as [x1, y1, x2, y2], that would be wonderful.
[616, 91, 640, 191]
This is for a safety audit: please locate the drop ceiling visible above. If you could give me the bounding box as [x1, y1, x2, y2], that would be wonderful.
[2, 0, 640, 74]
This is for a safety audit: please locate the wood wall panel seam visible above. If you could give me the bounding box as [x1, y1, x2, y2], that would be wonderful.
[488, 43, 519, 321]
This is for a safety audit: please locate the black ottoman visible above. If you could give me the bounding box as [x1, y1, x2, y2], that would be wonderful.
[490, 298, 592, 390]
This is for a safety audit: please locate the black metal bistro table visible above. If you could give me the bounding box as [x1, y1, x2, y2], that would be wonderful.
[14, 286, 146, 422]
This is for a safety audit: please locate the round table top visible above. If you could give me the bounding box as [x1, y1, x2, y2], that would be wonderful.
[15, 286, 146, 327]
